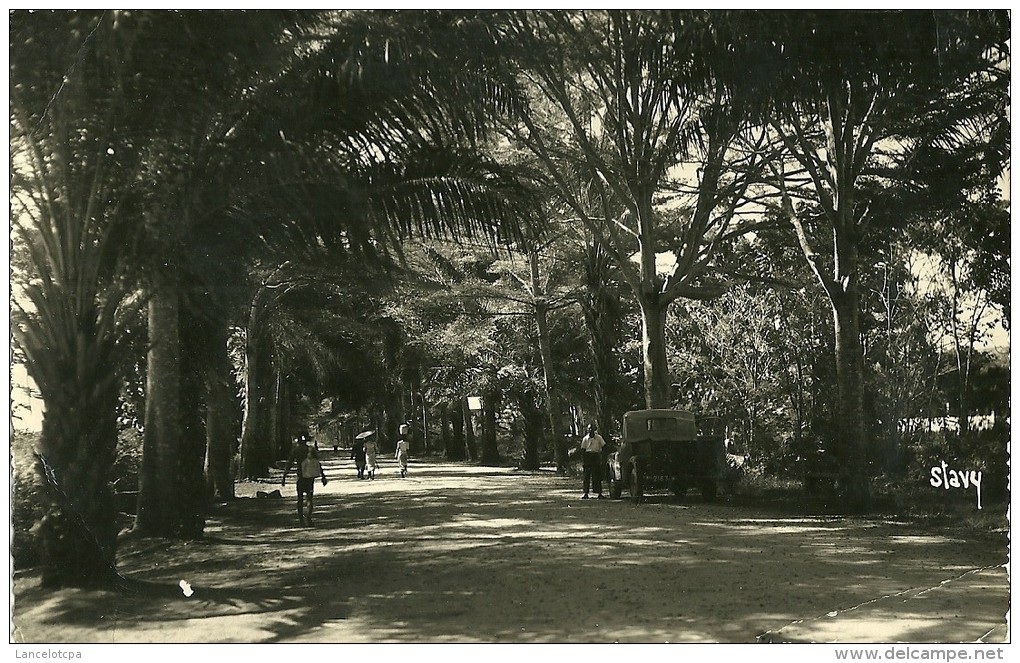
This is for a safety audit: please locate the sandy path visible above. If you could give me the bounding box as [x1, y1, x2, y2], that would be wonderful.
[11, 453, 1009, 643]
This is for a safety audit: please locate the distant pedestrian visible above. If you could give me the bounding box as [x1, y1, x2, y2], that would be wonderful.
[282, 434, 328, 525]
[363, 432, 379, 480]
[299, 445, 328, 525]
[395, 433, 409, 478]
[580, 424, 606, 499]
[352, 436, 367, 479]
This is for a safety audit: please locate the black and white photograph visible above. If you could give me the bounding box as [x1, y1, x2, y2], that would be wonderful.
[7, 8, 1013, 655]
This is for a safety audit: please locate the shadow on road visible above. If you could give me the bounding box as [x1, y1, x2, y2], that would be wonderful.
[12, 458, 1009, 644]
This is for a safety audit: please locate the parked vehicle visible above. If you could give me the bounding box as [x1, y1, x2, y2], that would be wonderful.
[606, 409, 725, 502]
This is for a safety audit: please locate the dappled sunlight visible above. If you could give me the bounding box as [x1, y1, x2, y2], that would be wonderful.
[13, 459, 1008, 643]
[691, 519, 852, 535]
[448, 515, 534, 528]
[886, 534, 961, 545]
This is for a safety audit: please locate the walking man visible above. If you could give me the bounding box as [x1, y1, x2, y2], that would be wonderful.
[281, 433, 327, 526]
[580, 424, 606, 499]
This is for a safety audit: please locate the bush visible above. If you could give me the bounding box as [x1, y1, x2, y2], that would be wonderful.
[11, 427, 145, 570]
[882, 424, 1010, 517]
[11, 431, 46, 570]
[111, 427, 143, 493]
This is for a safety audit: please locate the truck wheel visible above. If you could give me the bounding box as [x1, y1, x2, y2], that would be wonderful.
[701, 479, 718, 503]
[629, 464, 643, 502]
[610, 479, 623, 500]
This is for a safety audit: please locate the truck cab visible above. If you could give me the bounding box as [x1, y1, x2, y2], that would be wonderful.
[607, 409, 724, 502]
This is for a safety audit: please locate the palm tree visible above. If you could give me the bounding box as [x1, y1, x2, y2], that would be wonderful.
[226, 11, 541, 476]
[118, 10, 332, 538]
[10, 10, 146, 585]
[128, 9, 533, 533]
[237, 258, 394, 478]
[12, 9, 540, 569]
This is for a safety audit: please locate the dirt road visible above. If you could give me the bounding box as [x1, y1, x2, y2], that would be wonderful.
[11, 454, 1009, 643]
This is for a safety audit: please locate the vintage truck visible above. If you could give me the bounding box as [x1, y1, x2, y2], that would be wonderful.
[606, 409, 726, 502]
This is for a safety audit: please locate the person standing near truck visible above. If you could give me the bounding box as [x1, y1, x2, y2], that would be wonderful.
[580, 424, 606, 499]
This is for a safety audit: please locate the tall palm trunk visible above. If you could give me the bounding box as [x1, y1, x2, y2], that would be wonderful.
[15, 255, 125, 584]
[272, 369, 293, 461]
[448, 400, 466, 460]
[639, 294, 672, 409]
[635, 192, 674, 411]
[437, 401, 451, 457]
[239, 320, 272, 478]
[480, 389, 501, 466]
[581, 243, 621, 440]
[178, 310, 207, 539]
[32, 343, 121, 586]
[517, 390, 544, 471]
[136, 269, 184, 536]
[204, 319, 236, 501]
[529, 249, 569, 472]
[832, 288, 871, 510]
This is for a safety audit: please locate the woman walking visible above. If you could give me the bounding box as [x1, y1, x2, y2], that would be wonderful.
[395, 435, 409, 478]
[363, 432, 379, 480]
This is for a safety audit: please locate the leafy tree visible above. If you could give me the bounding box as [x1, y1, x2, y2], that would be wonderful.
[754, 9, 1008, 509]
[387, 243, 529, 465]
[896, 170, 1010, 437]
[860, 253, 946, 471]
[495, 10, 771, 408]
[668, 283, 832, 473]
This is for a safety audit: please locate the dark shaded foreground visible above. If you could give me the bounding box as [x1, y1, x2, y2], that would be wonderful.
[12, 455, 1009, 643]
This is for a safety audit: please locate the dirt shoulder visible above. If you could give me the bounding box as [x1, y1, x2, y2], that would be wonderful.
[11, 454, 1010, 643]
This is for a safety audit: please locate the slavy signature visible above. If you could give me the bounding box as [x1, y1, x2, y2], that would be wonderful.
[929, 461, 983, 509]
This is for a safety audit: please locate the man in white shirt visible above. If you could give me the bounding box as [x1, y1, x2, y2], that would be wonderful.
[580, 424, 606, 499]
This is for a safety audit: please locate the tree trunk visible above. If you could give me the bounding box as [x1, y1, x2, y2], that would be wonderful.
[949, 264, 974, 437]
[792, 352, 805, 457]
[582, 241, 622, 441]
[518, 391, 544, 471]
[204, 322, 236, 501]
[448, 400, 466, 461]
[530, 248, 570, 472]
[639, 294, 672, 409]
[480, 389, 500, 466]
[831, 291, 871, 512]
[239, 321, 272, 479]
[463, 397, 478, 461]
[438, 401, 451, 458]
[33, 356, 120, 586]
[177, 311, 207, 540]
[383, 403, 401, 455]
[275, 372, 293, 461]
[581, 296, 618, 442]
[136, 272, 184, 537]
